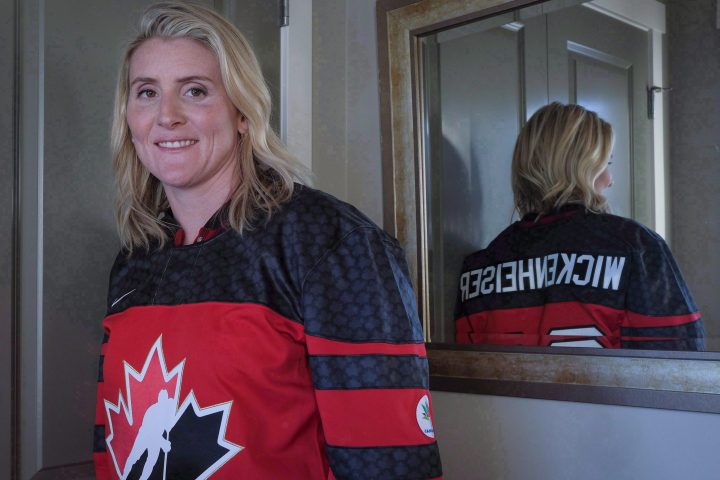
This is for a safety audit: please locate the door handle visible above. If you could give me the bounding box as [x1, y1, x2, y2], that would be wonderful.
[647, 85, 672, 119]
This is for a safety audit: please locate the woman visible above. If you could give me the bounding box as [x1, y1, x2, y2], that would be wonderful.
[455, 102, 704, 350]
[94, 3, 441, 479]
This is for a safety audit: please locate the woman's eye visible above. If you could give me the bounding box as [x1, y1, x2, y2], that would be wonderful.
[186, 87, 206, 97]
[137, 89, 157, 98]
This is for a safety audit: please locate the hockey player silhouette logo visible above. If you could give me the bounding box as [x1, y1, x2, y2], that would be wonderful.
[104, 336, 242, 479]
[122, 389, 174, 480]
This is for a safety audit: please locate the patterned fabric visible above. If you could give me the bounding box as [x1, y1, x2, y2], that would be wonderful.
[94, 185, 441, 479]
[455, 205, 705, 350]
[309, 355, 430, 390]
[326, 444, 443, 480]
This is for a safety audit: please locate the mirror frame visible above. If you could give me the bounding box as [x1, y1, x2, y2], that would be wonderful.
[376, 0, 720, 413]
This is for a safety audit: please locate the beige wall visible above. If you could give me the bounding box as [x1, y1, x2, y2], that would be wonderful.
[667, 0, 720, 348]
[432, 391, 720, 479]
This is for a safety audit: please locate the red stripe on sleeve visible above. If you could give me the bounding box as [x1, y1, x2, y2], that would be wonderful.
[455, 316, 473, 344]
[457, 301, 701, 346]
[458, 302, 623, 343]
[306, 335, 427, 356]
[93, 452, 111, 480]
[314, 389, 436, 447]
[625, 310, 701, 328]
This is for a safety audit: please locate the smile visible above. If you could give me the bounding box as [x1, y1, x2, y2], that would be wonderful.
[156, 139, 197, 149]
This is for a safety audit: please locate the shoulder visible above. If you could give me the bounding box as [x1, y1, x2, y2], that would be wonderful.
[274, 184, 396, 247]
[260, 184, 402, 276]
[461, 211, 667, 268]
[586, 212, 668, 250]
[461, 221, 521, 268]
[282, 184, 379, 228]
[517, 210, 666, 251]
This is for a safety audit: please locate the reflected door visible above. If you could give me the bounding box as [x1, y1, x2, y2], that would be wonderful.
[424, 3, 654, 341]
[545, 4, 651, 224]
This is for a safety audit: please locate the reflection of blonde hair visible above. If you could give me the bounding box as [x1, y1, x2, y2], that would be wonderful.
[512, 102, 613, 217]
[112, 1, 307, 251]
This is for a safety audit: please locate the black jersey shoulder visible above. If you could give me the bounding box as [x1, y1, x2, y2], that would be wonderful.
[463, 209, 663, 270]
[270, 184, 398, 269]
[457, 210, 662, 311]
[106, 184, 395, 323]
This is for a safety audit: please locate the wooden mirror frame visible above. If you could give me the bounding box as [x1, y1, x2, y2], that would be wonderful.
[376, 0, 720, 413]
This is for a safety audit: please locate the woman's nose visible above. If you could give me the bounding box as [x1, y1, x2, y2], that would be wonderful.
[157, 96, 184, 128]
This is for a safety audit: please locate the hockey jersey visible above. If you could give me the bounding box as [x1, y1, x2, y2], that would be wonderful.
[455, 205, 704, 350]
[94, 185, 442, 479]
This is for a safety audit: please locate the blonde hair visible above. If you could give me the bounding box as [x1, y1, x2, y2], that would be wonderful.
[512, 102, 613, 217]
[112, 1, 307, 251]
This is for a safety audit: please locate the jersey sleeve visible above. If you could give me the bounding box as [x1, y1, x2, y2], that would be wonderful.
[301, 227, 442, 479]
[94, 330, 112, 479]
[623, 231, 705, 350]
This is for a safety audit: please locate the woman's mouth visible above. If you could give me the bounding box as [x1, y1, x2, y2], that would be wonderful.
[157, 139, 198, 149]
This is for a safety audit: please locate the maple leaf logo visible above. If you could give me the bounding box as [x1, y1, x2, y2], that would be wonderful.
[415, 395, 435, 439]
[104, 336, 242, 480]
[421, 401, 431, 421]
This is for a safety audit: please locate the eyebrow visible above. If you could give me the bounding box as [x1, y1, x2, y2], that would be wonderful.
[129, 75, 215, 87]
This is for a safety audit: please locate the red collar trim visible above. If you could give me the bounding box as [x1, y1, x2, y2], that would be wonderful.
[519, 204, 585, 227]
[173, 226, 224, 247]
[168, 202, 230, 247]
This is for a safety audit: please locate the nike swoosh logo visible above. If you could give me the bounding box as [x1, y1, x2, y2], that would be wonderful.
[111, 289, 136, 308]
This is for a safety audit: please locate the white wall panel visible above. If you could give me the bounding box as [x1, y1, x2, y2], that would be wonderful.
[432, 390, 720, 479]
[312, 0, 383, 225]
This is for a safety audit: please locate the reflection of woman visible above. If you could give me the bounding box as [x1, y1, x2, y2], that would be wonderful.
[94, 3, 441, 479]
[455, 102, 704, 350]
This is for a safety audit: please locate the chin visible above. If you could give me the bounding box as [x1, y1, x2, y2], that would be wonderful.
[153, 174, 197, 191]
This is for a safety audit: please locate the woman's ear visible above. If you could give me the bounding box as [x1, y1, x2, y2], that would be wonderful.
[237, 114, 249, 135]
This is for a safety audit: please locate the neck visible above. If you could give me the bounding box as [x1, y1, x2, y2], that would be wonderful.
[165, 183, 233, 245]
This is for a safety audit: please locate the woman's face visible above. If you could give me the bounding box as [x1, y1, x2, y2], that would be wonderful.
[126, 37, 247, 200]
[594, 164, 613, 194]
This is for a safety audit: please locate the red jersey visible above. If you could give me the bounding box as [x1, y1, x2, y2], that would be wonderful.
[94, 186, 442, 479]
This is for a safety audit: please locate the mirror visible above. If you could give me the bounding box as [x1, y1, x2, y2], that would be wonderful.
[377, 0, 720, 411]
[423, 0, 660, 344]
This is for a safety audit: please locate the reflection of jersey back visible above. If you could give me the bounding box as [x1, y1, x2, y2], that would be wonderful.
[455, 206, 704, 350]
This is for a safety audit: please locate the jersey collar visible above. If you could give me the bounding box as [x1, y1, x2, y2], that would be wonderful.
[162, 203, 230, 247]
[520, 203, 586, 226]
